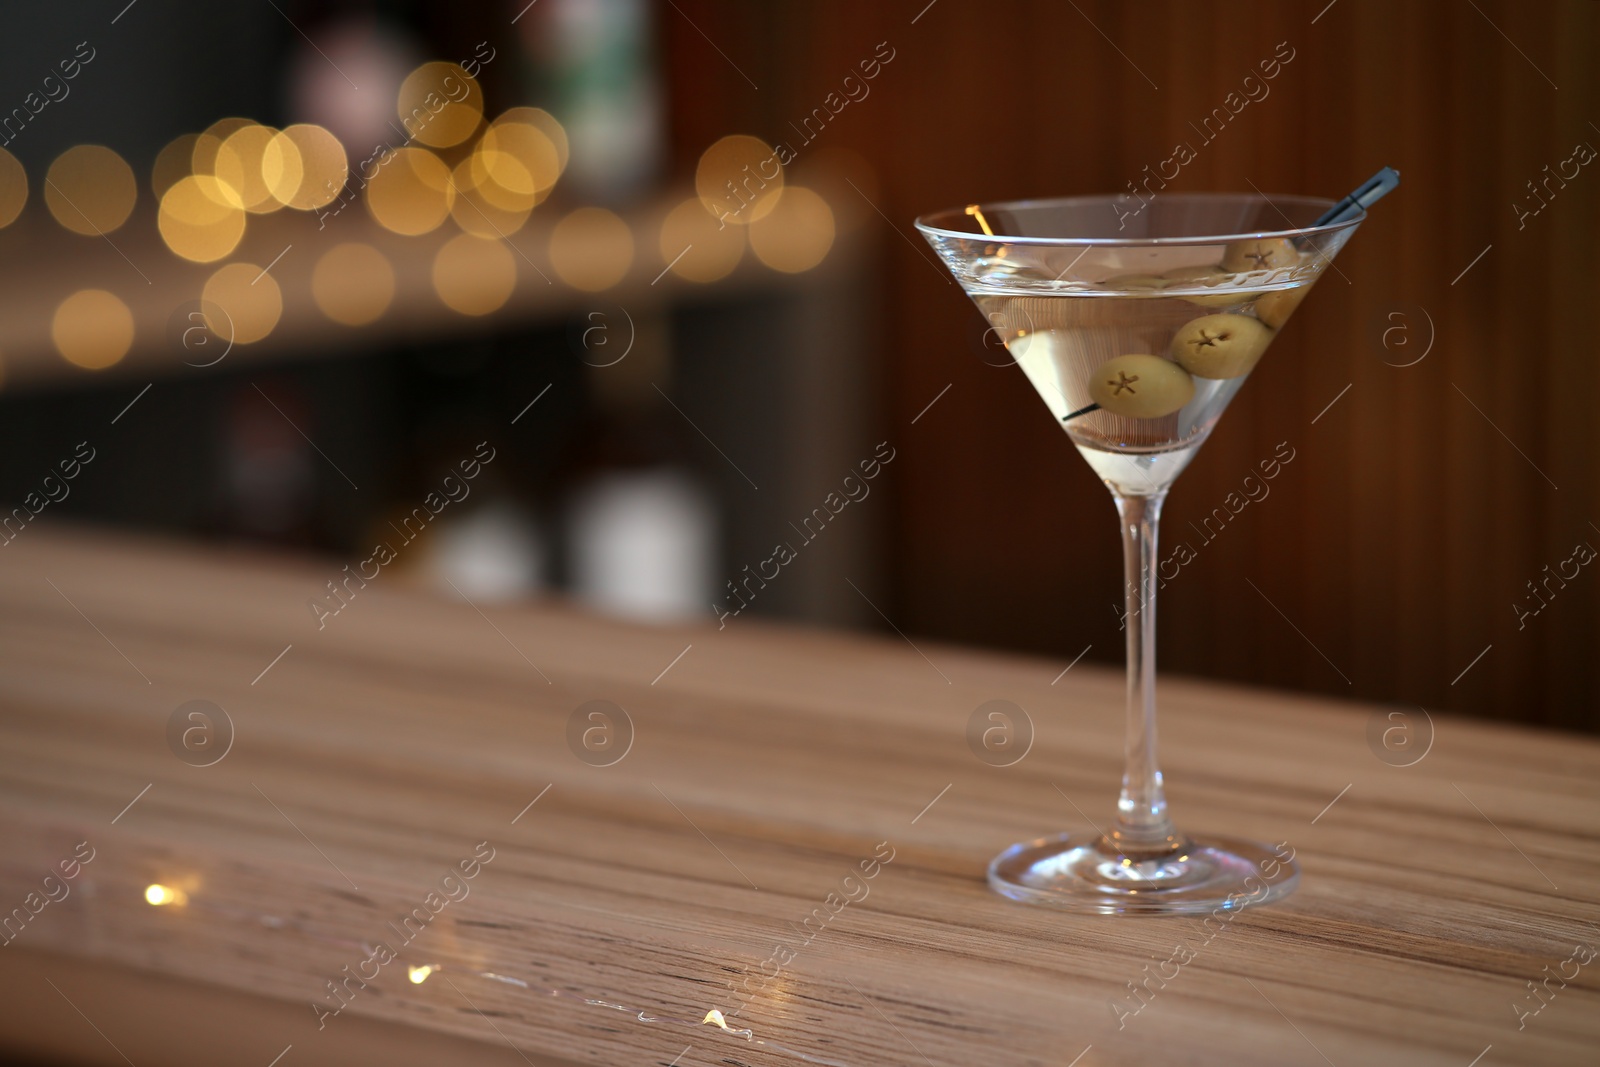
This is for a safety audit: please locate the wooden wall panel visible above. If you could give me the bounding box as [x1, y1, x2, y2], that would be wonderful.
[664, 0, 1600, 729]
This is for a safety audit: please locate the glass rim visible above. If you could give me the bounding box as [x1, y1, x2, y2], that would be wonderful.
[913, 192, 1365, 247]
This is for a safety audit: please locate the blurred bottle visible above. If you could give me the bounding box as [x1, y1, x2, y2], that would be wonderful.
[567, 468, 714, 621]
[285, 13, 417, 156]
[220, 380, 317, 544]
[404, 401, 548, 602]
[424, 496, 546, 601]
[518, 0, 663, 202]
[558, 315, 716, 621]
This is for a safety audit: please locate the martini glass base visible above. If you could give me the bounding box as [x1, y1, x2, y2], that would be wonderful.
[988, 832, 1297, 915]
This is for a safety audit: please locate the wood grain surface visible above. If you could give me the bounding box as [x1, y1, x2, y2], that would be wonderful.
[0, 527, 1597, 1066]
[0, 946, 578, 1067]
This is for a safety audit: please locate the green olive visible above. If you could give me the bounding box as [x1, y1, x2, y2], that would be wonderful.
[1255, 283, 1313, 329]
[1170, 313, 1273, 379]
[1089, 354, 1195, 418]
[1221, 237, 1298, 273]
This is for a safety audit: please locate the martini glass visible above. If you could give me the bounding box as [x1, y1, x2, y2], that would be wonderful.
[916, 192, 1365, 914]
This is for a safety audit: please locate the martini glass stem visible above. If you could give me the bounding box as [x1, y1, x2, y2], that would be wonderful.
[1110, 490, 1182, 857]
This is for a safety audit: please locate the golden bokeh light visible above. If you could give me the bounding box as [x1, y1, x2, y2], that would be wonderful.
[465, 149, 531, 215]
[151, 133, 203, 199]
[749, 185, 834, 273]
[366, 147, 453, 235]
[549, 207, 633, 291]
[158, 175, 247, 262]
[0, 147, 26, 228]
[53, 290, 134, 369]
[45, 146, 137, 235]
[696, 135, 784, 225]
[265, 123, 347, 211]
[312, 243, 395, 326]
[191, 117, 254, 180]
[202, 262, 283, 344]
[472, 122, 560, 211]
[260, 136, 302, 208]
[214, 124, 285, 214]
[432, 234, 516, 316]
[143, 884, 187, 907]
[449, 158, 530, 238]
[659, 196, 744, 283]
[397, 62, 484, 149]
[496, 108, 569, 174]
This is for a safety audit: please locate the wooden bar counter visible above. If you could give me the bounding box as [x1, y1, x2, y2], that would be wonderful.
[1, 528, 1596, 1066]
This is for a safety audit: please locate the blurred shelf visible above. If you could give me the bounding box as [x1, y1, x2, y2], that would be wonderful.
[0, 192, 858, 392]
[0, 193, 885, 629]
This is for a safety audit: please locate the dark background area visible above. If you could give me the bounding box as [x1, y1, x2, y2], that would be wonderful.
[666, 0, 1600, 731]
[0, 0, 1595, 731]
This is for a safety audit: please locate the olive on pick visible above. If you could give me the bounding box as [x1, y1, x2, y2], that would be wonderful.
[1088, 354, 1195, 419]
[1254, 283, 1313, 329]
[1221, 237, 1298, 273]
[1170, 313, 1273, 379]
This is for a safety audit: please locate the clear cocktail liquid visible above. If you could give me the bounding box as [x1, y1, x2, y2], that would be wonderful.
[972, 257, 1313, 496]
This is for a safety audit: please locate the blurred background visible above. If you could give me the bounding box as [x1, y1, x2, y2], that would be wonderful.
[0, 0, 1594, 731]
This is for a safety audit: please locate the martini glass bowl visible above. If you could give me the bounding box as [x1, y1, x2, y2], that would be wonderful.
[916, 193, 1363, 914]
